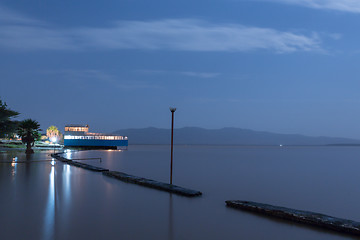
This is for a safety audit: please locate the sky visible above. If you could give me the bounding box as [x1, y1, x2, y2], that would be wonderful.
[1, 0, 360, 138]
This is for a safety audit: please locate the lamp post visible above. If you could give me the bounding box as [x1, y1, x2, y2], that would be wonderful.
[169, 107, 176, 185]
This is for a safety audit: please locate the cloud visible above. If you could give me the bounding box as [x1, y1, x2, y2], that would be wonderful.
[43, 69, 115, 82]
[42, 69, 161, 89]
[0, 6, 74, 50]
[137, 70, 221, 79]
[0, 6, 322, 53]
[180, 71, 221, 78]
[0, 5, 44, 25]
[75, 19, 321, 53]
[269, 0, 360, 13]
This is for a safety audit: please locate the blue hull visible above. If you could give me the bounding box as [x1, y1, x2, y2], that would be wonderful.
[64, 139, 128, 147]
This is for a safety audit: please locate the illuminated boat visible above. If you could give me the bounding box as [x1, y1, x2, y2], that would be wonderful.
[63, 124, 128, 149]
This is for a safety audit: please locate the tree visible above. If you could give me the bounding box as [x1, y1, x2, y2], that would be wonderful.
[46, 125, 61, 142]
[0, 98, 19, 138]
[17, 119, 41, 154]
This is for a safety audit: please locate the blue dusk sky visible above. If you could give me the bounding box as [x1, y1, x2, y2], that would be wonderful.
[1, 0, 360, 138]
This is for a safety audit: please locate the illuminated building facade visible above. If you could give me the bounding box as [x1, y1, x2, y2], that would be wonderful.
[64, 124, 128, 149]
[65, 125, 89, 133]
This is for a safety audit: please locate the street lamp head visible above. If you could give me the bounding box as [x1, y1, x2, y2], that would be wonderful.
[169, 107, 177, 112]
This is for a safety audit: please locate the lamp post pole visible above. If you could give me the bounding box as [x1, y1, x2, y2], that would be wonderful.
[169, 107, 176, 185]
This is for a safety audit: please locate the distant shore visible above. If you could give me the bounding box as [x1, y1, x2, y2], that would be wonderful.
[1, 144, 360, 153]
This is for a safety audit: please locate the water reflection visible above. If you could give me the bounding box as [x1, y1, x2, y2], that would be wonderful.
[43, 165, 55, 240]
[168, 194, 173, 240]
[63, 164, 71, 205]
[2, 147, 360, 240]
[25, 153, 32, 161]
[11, 157, 17, 177]
[11, 157, 18, 167]
[64, 149, 72, 159]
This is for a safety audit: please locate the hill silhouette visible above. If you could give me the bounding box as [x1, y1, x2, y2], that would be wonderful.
[113, 127, 360, 145]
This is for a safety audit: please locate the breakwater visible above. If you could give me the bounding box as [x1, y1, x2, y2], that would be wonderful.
[226, 200, 360, 236]
[51, 154, 108, 172]
[51, 153, 202, 197]
[104, 171, 201, 197]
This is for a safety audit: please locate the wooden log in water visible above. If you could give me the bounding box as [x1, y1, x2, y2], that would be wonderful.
[51, 153, 109, 172]
[51, 154, 70, 163]
[103, 171, 202, 197]
[226, 200, 360, 236]
[52, 153, 202, 197]
[67, 161, 109, 172]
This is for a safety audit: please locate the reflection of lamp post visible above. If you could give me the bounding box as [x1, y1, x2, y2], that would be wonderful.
[169, 107, 176, 185]
[51, 137, 57, 154]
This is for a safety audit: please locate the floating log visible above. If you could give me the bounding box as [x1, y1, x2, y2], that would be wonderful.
[103, 171, 202, 197]
[51, 154, 70, 162]
[51, 153, 109, 172]
[226, 200, 360, 236]
[52, 153, 202, 197]
[67, 161, 109, 172]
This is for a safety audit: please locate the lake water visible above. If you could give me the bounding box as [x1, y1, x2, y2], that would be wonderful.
[1, 145, 360, 240]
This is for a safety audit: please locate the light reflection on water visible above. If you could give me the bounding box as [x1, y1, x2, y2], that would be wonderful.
[63, 164, 71, 204]
[64, 149, 72, 159]
[11, 157, 17, 177]
[43, 165, 55, 240]
[1, 147, 360, 239]
[168, 194, 174, 240]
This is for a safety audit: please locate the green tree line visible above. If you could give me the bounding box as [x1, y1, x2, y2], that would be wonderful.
[0, 98, 41, 154]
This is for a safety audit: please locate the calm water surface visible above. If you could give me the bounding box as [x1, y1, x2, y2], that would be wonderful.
[1, 145, 360, 240]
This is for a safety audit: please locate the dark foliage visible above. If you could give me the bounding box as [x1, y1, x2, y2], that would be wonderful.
[17, 119, 41, 154]
[0, 98, 19, 138]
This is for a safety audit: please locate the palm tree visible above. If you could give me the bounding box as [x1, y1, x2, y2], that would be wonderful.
[46, 125, 60, 142]
[17, 119, 41, 154]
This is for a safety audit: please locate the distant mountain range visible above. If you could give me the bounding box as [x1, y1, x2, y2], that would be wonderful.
[113, 127, 360, 146]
